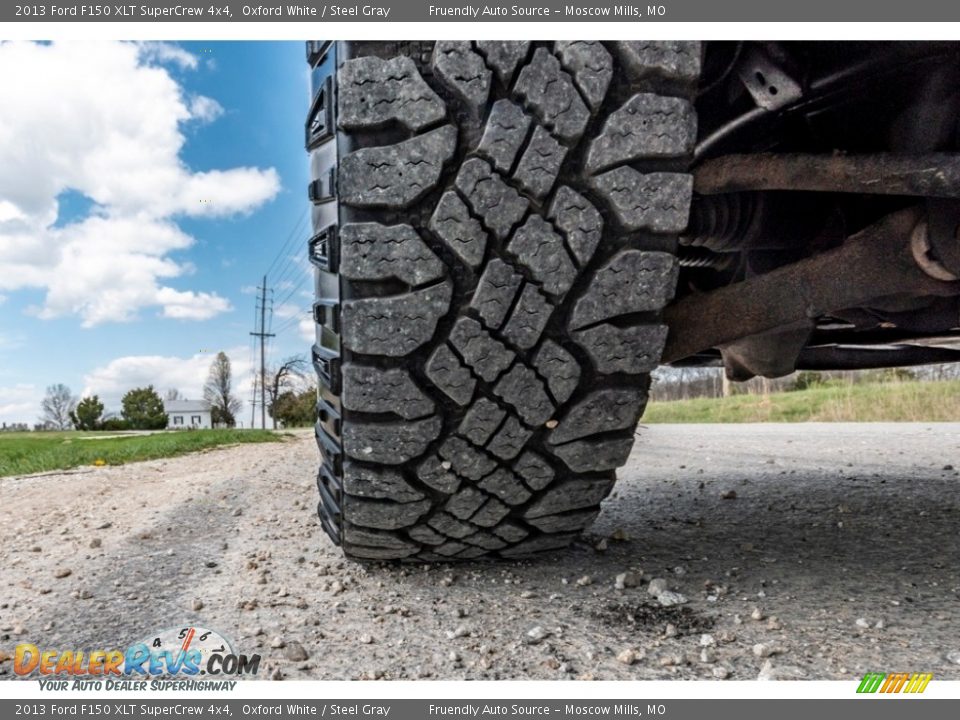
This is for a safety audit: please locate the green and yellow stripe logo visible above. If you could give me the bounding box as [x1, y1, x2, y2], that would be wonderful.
[857, 672, 933, 694]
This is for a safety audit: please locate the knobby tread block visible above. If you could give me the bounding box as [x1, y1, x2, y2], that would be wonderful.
[341, 364, 435, 419]
[615, 41, 702, 84]
[485, 415, 533, 460]
[340, 222, 445, 286]
[591, 166, 693, 233]
[470, 259, 523, 329]
[548, 186, 604, 267]
[548, 388, 648, 445]
[507, 215, 577, 298]
[532, 340, 581, 404]
[429, 191, 489, 268]
[455, 157, 529, 240]
[569, 250, 679, 330]
[340, 124, 458, 209]
[425, 343, 476, 405]
[554, 41, 613, 110]
[341, 280, 452, 356]
[457, 398, 507, 446]
[514, 47, 590, 142]
[477, 99, 532, 173]
[432, 41, 492, 111]
[512, 126, 567, 199]
[343, 462, 425, 503]
[501, 284, 553, 351]
[585, 94, 697, 175]
[338, 55, 446, 132]
[449, 317, 516, 382]
[343, 416, 442, 465]
[317, 41, 697, 561]
[572, 323, 669, 374]
[493, 364, 555, 426]
[475, 41, 530, 85]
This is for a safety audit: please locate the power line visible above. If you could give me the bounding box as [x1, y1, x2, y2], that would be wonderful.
[249, 275, 275, 430]
[264, 210, 308, 281]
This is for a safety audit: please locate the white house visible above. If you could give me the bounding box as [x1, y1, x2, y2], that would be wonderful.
[165, 400, 212, 430]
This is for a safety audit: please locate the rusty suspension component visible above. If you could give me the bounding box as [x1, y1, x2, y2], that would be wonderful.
[662, 207, 960, 364]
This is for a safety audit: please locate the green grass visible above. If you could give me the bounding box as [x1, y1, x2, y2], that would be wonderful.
[0, 429, 286, 478]
[644, 379, 960, 423]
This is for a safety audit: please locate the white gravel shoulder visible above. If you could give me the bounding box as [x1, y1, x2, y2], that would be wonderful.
[2, 424, 959, 680]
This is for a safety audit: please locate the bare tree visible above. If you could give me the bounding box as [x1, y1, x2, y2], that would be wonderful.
[203, 352, 242, 427]
[40, 384, 77, 430]
[165, 388, 184, 402]
[266, 356, 308, 429]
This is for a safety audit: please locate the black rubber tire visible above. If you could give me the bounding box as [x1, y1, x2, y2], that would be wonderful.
[306, 41, 700, 560]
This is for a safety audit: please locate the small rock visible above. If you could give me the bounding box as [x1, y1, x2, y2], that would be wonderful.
[270, 637, 286, 649]
[874, 620, 885, 630]
[944, 464, 954, 471]
[526, 626, 550, 644]
[945, 650, 960, 665]
[699, 648, 716, 664]
[95, 521, 112, 530]
[89, 539, 102, 549]
[855, 617, 870, 629]
[191, 599, 204, 611]
[752, 643, 778, 658]
[712, 665, 730, 679]
[520, 590, 535, 599]
[664, 623, 677, 638]
[30, 546, 41, 553]
[283, 642, 309, 662]
[446, 625, 469, 639]
[721, 490, 737, 500]
[648, 578, 669, 596]
[594, 539, 608, 552]
[270, 668, 283, 681]
[232, 508, 243, 517]
[699, 634, 715, 647]
[616, 649, 638, 665]
[79, 589, 93, 600]
[276, 587, 289, 597]
[750, 607, 764, 621]
[136, 528, 152, 540]
[657, 591, 688, 607]
[54, 568, 71, 579]
[766, 616, 782, 631]
[359, 634, 373, 644]
[615, 572, 639, 590]
[544, 419, 558, 429]
[610, 528, 629, 541]
[575, 575, 593, 587]
[448, 650, 461, 663]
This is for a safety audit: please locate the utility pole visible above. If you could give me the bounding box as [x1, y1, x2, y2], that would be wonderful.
[250, 275, 275, 429]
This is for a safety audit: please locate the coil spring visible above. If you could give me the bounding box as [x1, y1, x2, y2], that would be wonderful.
[682, 192, 761, 253]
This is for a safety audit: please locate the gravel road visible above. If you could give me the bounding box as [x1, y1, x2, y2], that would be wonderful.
[2, 423, 959, 681]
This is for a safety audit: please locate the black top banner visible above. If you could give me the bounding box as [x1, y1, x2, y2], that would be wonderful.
[7, 0, 960, 22]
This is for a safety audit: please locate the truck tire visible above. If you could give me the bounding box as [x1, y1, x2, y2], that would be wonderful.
[306, 41, 700, 560]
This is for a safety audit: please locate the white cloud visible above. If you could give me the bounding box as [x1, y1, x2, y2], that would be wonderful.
[0, 384, 39, 426]
[299, 317, 315, 343]
[82, 347, 253, 414]
[0, 41, 280, 326]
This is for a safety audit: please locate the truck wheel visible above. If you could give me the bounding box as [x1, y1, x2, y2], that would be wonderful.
[306, 41, 700, 560]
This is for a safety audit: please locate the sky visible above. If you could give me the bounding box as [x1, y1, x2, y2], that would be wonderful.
[0, 41, 313, 427]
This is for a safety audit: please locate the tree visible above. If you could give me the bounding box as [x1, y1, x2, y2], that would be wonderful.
[265, 356, 307, 429]
[121, 386, 168, 430]
[70, 395, 104, 431]
[165, 388, 183, 402]
[40, 384, 77, 430]
[271, 387, 317, 428]
[203, 351, 242, 428]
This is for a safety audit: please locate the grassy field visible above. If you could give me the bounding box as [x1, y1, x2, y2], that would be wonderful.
[644, 379, 960, 423]
[0, 429, 286, 477]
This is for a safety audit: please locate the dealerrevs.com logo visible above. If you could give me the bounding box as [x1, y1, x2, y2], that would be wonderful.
[14, 626, 260, 691]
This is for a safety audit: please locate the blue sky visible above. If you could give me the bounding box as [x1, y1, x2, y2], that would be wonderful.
[0, 41, 313, 426]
